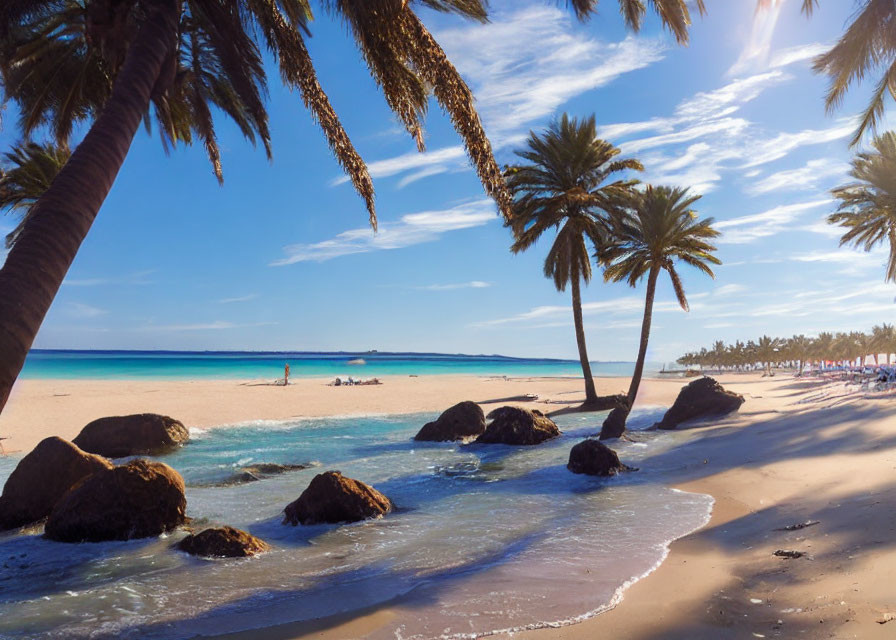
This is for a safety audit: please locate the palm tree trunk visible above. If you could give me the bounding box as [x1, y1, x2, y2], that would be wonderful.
[0, 0, 179, 415]
[627, 267, 659, 406]
[570, 275, 598, 404]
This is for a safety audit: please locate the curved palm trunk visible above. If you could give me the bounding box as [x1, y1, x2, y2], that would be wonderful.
[0, 0, 179, 414]
[570, 275, 598, 405]
[627, 267, 659, 407]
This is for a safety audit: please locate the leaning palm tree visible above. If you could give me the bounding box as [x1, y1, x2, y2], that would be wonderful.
[0, 0, 706, 416]
[505, 114, 643, 406]
[599, 185, 720, 436]
[828, 132, 896, 282]
[0, 142, 71, 249]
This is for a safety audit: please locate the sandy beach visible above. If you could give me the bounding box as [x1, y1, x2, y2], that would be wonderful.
[2, 372, 895, 639]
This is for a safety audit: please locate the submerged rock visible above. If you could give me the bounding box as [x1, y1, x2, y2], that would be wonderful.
[73, 413, 189, 458]
[567, 439, 635, 476]
[177, 526, 270, 558]
[241, 463, 308, 476]
[0, 437, 112, 531]
[599, 407, 630, 440]
[45, 459, 187, 542]
[283, 471, 392, 526]
[654, 377, 745, 430]
[475, 406, 560, 445]
[414, 401, 486, 441]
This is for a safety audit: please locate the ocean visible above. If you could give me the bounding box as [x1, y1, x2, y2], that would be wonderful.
[0, 409, 711, 639]
[19, 350, 651, 380]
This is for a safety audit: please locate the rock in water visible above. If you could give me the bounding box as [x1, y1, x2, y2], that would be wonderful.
[475, 406, 561, 445]
[582, 394, 629, 411]
[414, 401, 486, 441]
[599, 407, 630, 440]
[73, 413, 189, 458]
[654, 377, 745, 430]
[0, 437, 112, 531]
[567, 439, 635, 476]
[177, 526, 270, 558]
[45, 459, 187, 542]
[283, 471, 392, 525]
[241, 463, 308, 476]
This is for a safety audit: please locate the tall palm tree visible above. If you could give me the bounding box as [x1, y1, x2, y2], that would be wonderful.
[0, 0, 707, 416]
[599, 185, 720, 435]
[828, 132, 896, 282]
[505, 114, 643, 406]
[0, 142, 71, 249]
[871, 323, 896, 365]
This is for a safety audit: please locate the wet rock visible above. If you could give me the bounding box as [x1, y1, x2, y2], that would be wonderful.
[241, 463, 308, 476]
[475, 406, 561, 445]
[283, 471, 392, 526]
[0, 437, 112, 531]
[567, 439, 635, 476]
[599, 407, 630, 440]
[581, 394, 629, 411]
[73, 413, 189, 458]
[177, 526, 270, 558]
[414, 401, 486, 441]
[654, 377, 745, 430]
[45, 459, 187, 542]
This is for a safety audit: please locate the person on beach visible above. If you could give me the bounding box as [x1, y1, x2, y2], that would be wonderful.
[284, 363, 290, 386]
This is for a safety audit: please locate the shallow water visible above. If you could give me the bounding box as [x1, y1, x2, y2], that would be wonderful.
[0, 408, 711, 639]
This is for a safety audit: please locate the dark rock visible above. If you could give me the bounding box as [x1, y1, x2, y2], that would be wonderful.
[0, 437, 113, 531]
[283, 471, 392, 526]
[654, 377, 745, 430]
[177, 526, 270, 558]
[45, 459, 187, 542]
[581, 394, 630, 411]
[414, 401, 486, 441]
[73, 413, 189, 458]
[599, 407, 630, 440]
[475, 406, 561, 445]
[567, 439, 635, 476]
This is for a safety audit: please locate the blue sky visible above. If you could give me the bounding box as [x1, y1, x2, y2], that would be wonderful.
[1, 0, 894, 363]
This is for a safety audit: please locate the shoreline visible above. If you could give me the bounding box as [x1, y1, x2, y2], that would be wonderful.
[2, 373, 894, 639]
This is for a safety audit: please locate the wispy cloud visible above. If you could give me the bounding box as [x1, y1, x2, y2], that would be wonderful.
[746, 158, 849, 195]
[141, 321, 277, 332]
[217, 294, 258, 304]
[416, 281, 491, 291]
[332, 6, 666, 188]
[769, 42, 830, 68]
[715, 199, 833, 244]
[68, 302, 108, 319]
[272, 199, 497, 265]
[727, 0, 786, 76]
[63, 269, 156, 287]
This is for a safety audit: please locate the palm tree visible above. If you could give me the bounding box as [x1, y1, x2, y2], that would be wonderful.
[0, 142, 71, 249]
[871, 323, 896, 365]
[505, 114, 643, 406]
[806, 0, 896, 145]
[828, 132, 896, 282]
[600, 185, 720, 434]
[0, 0, 707, 416]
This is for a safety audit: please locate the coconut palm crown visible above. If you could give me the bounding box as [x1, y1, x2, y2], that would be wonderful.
[828, 131, 896, 282]
[505, 113, 643, 405]
[600, 185, 720, 427]
[0, 141, 71, 249]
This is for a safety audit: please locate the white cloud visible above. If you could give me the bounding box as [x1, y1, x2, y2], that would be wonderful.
[142, 321, 277, 331]
[272, 199, 497, 265]
[727, 0, 786, 77]
[746, 158, 849, 195]
[68, 302, 108, 319]
[218, 294, 258, 304]
[63, 270, 156, 287]
[332, 6, 666, 188]
[416, 281, 491, 291]
[769, 42, 830, 68]
[715, 199, 833, 244]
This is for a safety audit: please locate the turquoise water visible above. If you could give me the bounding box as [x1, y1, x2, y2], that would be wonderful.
[0, 409, 711, 639]
[20, 350, 645, 380]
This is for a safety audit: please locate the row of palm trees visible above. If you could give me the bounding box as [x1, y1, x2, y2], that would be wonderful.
[677, 325, 896, 375]
[504, 114, 720, 431]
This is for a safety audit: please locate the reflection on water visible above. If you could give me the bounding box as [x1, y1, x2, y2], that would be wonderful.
[0, 407, 711, 639]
